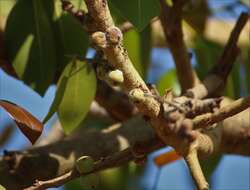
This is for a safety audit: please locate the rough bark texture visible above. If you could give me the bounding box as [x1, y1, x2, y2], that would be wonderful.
[0, 99, 249, 189]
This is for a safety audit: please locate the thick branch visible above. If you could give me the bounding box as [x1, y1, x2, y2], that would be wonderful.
[159, 0, 200, 92]
[96, 80, 137, 121]
[24, 149, 133, 190]
[84, 0, 162, 119]
[1, 98, 249, 189]
[0, 117, 157, 189]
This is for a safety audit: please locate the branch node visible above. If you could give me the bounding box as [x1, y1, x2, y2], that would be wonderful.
[128, 89, 145, 104]
[90, 31, 107, 49]
[106, 26, 123, 45]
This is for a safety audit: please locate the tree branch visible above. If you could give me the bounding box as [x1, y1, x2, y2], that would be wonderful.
[96, 80, 137, 121]
[184, 149, 209, 190]
[186, 12, 249, 99]
[193, 94, 250, 129]
[24, 148, 134, 190]
[1, 102, 249, 189]
[159, 0, 200, 92]
[0, 117, 157, 189]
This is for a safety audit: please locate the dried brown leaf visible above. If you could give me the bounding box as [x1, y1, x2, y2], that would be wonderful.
[0, 100, 43, 144]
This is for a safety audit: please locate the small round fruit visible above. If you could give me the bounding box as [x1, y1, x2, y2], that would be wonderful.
[75, 156, 94, 173]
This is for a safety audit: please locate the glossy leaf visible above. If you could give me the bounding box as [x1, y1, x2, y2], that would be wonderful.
[156, 69, 180, 96]
[58, 13, 89, 61]
[57, 59, 96, 134]
[44, 0, 89, 71]
[110, 0, 160, 31]
[5, 0, 57, 95]
[123, 26, 151, 78]
[43, 76, 68, 123]
[0, 100, 43, 144]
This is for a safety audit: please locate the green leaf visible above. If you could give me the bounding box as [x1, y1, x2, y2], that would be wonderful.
[194, 37, 223, 78]
[231, 63, 241, 98]
[58, 13, 89, 57]
[156, 69, 180, 96]
[80, 173, 99, 190]
[43, 0, 89, 71]
[109, 0, 160, 31]
[57, 59, 96, 134]
[43, 76, 68, 123]
[0, 184, 6, 190]
[224, 74, 235, 98]
[69, 0, 87, 10]
[240, 0, 250, 7]
[166, 0, 173, 7]
[65, 179, 84, 190]
[200, 154, 221, 181]
[5, 0, 57, 95]
[123, 26, 151, 78]
[0, 0, 16, 17]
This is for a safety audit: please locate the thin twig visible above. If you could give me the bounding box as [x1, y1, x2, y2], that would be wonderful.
[184, 149, 209, 190]
[186, 12, 249, 99]
[193, 94, 250, 129]
[24, 139, 162, 190]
